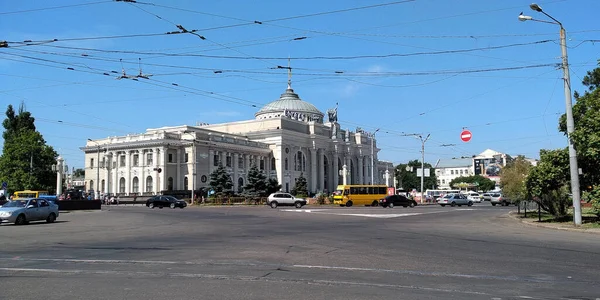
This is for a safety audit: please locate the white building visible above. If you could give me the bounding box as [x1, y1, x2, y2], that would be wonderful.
[434, 158, 474, 189]
[82, 81, 391, 196]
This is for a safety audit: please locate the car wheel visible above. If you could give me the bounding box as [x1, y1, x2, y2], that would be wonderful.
[294, 202, 302, 208]
[46, 213, 56, 223]
[15, 214, 26, 225]
[346, 201, 353, 207]
[409, 202, 415, 208]
[339, 204, 345, 207]
[451, 202, 456, 207]
[159, 206, 163, 209]
[371, 201, 378, 207]
[149, 203, 155, 209]
[468, 202, 473, 207]
[492, 203, 496, 206]
[270, 201, 278, 209]
[170, 203, 176, 209]
[389, 203, 394, 208]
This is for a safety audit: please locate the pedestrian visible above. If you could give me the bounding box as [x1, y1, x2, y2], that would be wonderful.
[133, 194, 137, 206]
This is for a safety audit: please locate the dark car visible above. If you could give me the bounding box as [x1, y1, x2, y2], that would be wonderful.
[379, 195, 417, 208]
[146, 196, 187, 209]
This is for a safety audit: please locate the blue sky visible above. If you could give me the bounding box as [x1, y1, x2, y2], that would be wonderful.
[1, 0, 599, 170]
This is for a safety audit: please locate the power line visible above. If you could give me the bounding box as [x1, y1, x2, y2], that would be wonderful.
[0, 1, 110, 15]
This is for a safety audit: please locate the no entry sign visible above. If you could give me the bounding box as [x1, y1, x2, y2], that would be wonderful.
[460, 130, 472, 142]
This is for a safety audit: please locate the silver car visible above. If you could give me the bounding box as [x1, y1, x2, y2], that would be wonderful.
[0, 198, 59, 225]
[266, 192, 307, 209]
[437, 193, 473, 207]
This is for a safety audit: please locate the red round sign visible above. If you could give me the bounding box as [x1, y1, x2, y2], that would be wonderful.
[460, 130, 472, 142]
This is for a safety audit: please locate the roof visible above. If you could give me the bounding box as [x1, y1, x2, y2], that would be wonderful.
[435, 158, 473, 168]
[255, 87, 323, 119]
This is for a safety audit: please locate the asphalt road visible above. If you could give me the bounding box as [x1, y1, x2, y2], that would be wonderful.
[1, 203, 599, 300]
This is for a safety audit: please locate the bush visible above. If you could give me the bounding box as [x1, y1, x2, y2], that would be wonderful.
[582, 186, 600, 217]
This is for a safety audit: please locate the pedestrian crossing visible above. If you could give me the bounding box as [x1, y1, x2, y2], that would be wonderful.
[280, 208, 477, 218]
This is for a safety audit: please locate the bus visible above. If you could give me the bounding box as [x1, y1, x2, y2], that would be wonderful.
[333, 185, 389, 207]
[425, 189, 459, 201]
[13, 190, 49, 199]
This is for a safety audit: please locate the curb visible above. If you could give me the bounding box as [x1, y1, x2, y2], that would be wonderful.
[508, 211, 600, 234]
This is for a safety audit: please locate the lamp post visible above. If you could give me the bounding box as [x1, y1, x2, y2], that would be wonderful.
[183, 131, 196, 204]
[418, 134, 431, 204]
[370, 128, 380, 184]
[519, 3, 582, 225]
[87, 139, 101, 200]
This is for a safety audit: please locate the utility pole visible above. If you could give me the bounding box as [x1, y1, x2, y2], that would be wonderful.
[419, 134, 431, 204]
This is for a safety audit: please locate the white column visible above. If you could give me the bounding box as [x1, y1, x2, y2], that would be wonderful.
[56, 156, 64, 196]
[233, 153, 239, 193]
[208, 150, 214, 174]
[176, 148, 181, 190]
[126, 151, 131, 194]
[342, 164, 348, 185]
[219, 151, 225, 167]
[385, 170, 390, 187]
[318, 149, 324, 192]
[141, 150, 146, 195]
[112, 153, 118, 195]
[154, 148, 160, 194]
[332, 152, 339, 189]
[357, 156, 363, 184]
[367, 155, 373, 184]
[310, 149, 317, 193]
[161, 147, 167, 191]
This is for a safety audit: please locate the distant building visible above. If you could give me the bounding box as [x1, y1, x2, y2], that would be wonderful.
[435, 158, 474, 189]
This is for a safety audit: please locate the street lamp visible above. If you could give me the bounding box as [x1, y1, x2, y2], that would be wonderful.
[87, 138, 101, 200]
[183, 131, 197, 204]
[519, 3, 582, 226]
[371, 128, 380, 184]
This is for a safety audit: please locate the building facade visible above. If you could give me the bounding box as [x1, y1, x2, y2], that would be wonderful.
[434, 158, 474, 189]
[434, 149, 513, 190]
[82, 83, 389, 196]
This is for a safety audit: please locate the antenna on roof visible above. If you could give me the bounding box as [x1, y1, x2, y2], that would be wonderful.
[287, 56, 292, 89]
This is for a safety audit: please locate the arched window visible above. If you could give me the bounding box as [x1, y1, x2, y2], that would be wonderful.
[168, 177, 174, 191]
[296, 151, 305, 172]
[238, 177, 244, 193]
[119, 177, 126, 193]
[284, 158, 288, 170]
[132, 177, 139, 193]
[101, 179, 105, 192]
[146, 176, 153, 192]
[90, 180, 94, 191]
[271, 157, 276, 170]
[184, 177, 188, 190]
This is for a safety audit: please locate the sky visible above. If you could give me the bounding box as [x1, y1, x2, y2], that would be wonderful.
[1, 0, 599, 170]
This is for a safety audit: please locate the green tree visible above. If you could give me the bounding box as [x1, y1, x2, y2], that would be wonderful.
[243, 164, 268, 197]
[449, 175, 495, 192]
[208, 163, 233, 197]
[525, 149, 570, 217]
[558, 63, 600, 215]
[0, 104, 58, 192]
[265, 177, 282, 195]
[500, 156, 532, 203]
[291, 172, 308, 197]
[73, 168, 85, 177]
[394, 160, 436, 191]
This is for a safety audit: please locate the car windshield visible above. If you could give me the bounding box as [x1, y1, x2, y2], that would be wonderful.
[333, 190, 343, 196]
[3, 200, 28, 207]
[443, 195, 453, 199]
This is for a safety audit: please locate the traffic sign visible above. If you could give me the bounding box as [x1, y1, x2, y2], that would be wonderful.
[460, 130, 472, 142]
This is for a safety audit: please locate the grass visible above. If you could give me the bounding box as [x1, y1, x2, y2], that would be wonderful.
[515, 206, 600, 228]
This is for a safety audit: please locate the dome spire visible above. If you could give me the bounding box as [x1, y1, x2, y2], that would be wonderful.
[287, 56, 292, 90]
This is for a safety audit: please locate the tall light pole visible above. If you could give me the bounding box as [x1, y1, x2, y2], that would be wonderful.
[87, 139, 101, 200]
[371, 128, 380, 184]
[418, 134, 430, 204]
[519, 3, 582, 226]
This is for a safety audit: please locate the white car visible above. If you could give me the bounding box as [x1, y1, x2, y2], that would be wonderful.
[437, 193, 473, 207]
[0, 198, 59, 225]
[266, 192, 307, 209]
[465, 192, 482, 203]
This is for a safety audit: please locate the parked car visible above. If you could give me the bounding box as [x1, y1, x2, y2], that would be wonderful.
[146, 196, 187, 209]
[379, 195, 417, 208]
[490, 193, 515, 206]
[465, 192, 482, 203]
[0, 198, 59, 225]
[482, 193, 492, 201]
[266, 192, 306, 208]
[437, 193, 473, 207]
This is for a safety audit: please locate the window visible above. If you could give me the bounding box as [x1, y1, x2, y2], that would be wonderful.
[168, 153, 173, 163]
[285, 158, 288, 170]
[147, 153, 153, 166]
[132, 177, 139, 193]
[133, 154, 139, 167]
[213, 154, 219, 166]
[238, 156, 244, 168]
[184, 177, 188, 190]
[185, 153, 189, 163]
[460, 169, 463, 175]
[238, 178, 244, 193]
[168, 177, 173, 190]
[119, 177, 125, 193]
[90, 158, 94, 168]
[442, 179, 446, 184]
[271, 157, 276, 170]
[146, 176, 153, 192]
[226, 156, 232, 167]
[259, 158, 265, 170]
[350, 187, 358, 194]
[451, 170, 454, 175]
[90, 180, 94, 191]
[101, 179, 105, 192]
[120, 155, 125, 167]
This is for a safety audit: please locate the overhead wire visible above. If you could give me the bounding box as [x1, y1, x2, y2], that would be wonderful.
[0, 1, 111, 15]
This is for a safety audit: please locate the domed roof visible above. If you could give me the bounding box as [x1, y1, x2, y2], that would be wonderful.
[255, 86, 324, 121]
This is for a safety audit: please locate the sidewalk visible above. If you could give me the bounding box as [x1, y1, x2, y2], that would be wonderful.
[509, 211, 600, 234]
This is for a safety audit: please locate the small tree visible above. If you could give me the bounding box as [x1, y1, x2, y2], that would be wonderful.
[525, 148, 570, 218]
[500, 156, 532, 204]
[265, 177, 281, 195]
[449, 175, 495, 192]
[291, 172, 308, 197]
[209, 164, 233, 197]
[243, 164, 268, 197]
